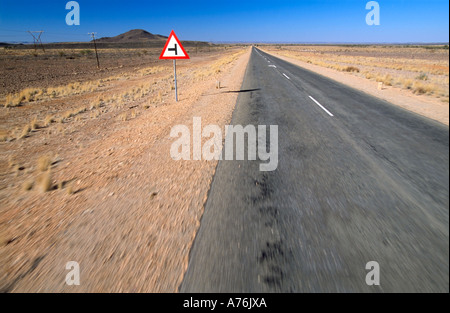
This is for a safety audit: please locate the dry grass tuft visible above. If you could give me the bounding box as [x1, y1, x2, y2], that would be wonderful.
[75, 106, 86, 114]
[118, 112, 128, 121]
[401, 78, 414, 89]
[66, 183, 74, 195]
[343, 66, 360, 73]
[63, 110, 75, 120]
[30, 117, 39, 130]
[36, 170, 52, 193]
[44, 115, 55, 127]
[416, 73, 429, 81]
[91, 97, 103, 110]
[376, 74, 393, 86]
[413, 82, 437, 95]
[19, 124, 31, 139]
[3, 78, 104, 107]
[37, 155, 52, 172]
[22, 179, 34, 191]
[4, 94, 21, 108]
[0, 131, 8, 142]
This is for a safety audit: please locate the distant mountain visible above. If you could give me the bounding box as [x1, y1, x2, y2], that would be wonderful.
[96, 29, 168, 43]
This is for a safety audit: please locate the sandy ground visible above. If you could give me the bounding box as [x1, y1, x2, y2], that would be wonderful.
[0, 47, 225, 95]
[0, 48, 251, 292]
[261, 48, 449, 126]
[2, 44, 446, 293]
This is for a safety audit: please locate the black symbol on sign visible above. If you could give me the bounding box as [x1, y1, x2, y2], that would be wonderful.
[168, 44, 178, 55]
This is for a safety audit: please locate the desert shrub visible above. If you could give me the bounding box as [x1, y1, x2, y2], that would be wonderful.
[416, 73, 428, 81]
[80, 49, 93, 56]
[376, 74, 393, 86]
[413, 82, 436, 95]
[343, 66, 360, 73]
[401, 78, 414, 89]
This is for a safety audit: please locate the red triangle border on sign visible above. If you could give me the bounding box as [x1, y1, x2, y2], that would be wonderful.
[159, 30, 190, 60]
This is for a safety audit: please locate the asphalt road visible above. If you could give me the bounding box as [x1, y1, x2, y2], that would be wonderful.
[180, 48, 449, 292]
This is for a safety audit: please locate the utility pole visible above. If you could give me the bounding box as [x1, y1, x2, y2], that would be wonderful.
[88, 32, 100, 69]
[28, 31, 45, 52]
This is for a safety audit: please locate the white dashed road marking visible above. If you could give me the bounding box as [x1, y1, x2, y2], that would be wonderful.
[308, 96, 334, 117]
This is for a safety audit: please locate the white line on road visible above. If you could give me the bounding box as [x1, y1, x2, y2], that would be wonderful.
[282, 73, 290, 80]
[269, 65, 277, 68]
[308, 96, 334, 117]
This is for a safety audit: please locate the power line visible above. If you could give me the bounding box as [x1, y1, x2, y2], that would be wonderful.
[0, 28, 105, 38]
[0, 28, 28, 33]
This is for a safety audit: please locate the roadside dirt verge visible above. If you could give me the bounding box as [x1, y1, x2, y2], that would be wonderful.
[0, 48, 251, 292]
[261, 48, 449, 126]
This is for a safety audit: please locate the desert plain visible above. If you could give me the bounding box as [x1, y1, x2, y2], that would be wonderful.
[0, 42, 448, 292]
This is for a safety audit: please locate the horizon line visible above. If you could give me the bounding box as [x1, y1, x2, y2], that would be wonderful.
[1, 40, 449, 46]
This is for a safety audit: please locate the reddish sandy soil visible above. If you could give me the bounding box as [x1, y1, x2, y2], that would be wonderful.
[0, 46, 227, 95]
[0, 47, 250, 292]
[2, 43, 447, 293]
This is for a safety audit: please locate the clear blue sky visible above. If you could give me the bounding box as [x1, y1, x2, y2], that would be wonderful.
[0, 0, 448, 43]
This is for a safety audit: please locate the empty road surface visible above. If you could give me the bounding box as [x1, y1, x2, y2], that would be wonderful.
[180, 48, 449, 292]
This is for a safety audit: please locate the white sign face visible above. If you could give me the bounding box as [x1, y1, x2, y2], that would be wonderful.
[162, 36, 186, 58]
[160, 30, 190, 60]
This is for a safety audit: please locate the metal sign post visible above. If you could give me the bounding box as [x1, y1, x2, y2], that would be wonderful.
[173, 60, 178, 102]
[160, 30, 190, 102]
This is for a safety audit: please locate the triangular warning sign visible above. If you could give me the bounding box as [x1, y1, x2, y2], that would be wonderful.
[160, 30, 190, 60]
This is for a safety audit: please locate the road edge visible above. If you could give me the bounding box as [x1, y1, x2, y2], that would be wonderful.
[260, 48, 449, 126]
